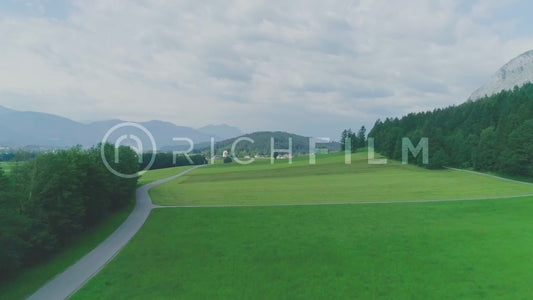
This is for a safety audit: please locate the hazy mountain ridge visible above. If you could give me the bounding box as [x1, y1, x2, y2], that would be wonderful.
[0, 105, 242, 149]
[197, 124, 243, 140]
[0, 106, 88, 146]
[470, 49, 533, 100]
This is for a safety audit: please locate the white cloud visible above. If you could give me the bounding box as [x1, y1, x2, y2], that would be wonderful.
[1, 0, 533, 138]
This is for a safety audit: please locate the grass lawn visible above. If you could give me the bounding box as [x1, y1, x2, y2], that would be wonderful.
[150, 152, 533, 206]
[72, 198, 533, 299]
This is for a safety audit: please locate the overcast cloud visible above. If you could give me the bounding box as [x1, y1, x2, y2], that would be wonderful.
[1, 0, 533, 138]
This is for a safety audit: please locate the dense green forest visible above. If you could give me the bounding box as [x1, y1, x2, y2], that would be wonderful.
[0, 152, 15, 162]
[210, 131, 341, 157]
[140, 153, 206, 170]
[368, 83, 533, 174]
[0, 145, 139, 280]
[0, 151, 38, 162]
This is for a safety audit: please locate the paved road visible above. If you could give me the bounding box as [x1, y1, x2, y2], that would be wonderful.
[26, 165, 203, 300]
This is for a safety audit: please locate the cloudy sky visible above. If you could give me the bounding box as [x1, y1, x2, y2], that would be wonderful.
[1, 0, 533, 139]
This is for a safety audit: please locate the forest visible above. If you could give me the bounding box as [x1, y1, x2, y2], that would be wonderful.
[368, 83, 533, 174]
[340, 126, 367, 152]
[139, 152, 207, 170]
[0, 145, 139, 280]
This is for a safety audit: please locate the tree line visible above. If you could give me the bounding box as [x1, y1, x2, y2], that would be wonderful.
[139, 153, 207, 170]
[0, 144, 139, 281]
[340, 126, 367, 152]
[211, 131, 341, 157]
[367, 83, 533, 173]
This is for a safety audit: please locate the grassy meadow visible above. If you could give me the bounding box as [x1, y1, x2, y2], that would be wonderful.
[72, 198, 533, 299]
[150, 152, 533, 206]
[70, 152, 533, 299]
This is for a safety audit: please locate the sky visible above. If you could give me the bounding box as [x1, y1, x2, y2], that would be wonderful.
[1, 0, 533, 139]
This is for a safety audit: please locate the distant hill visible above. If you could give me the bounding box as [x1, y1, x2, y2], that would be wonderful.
[0, 105, 215, 149]
[470, 49, 533, 100]
[0, 105, 90, 147]
[197, 124, 243, 140]
[209, 131, 341, 157]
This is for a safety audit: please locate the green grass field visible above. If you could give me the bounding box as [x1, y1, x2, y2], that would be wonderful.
[70, 152, 533, 299]
[150, 152, 533, 206]
[72, 198, 533, 299]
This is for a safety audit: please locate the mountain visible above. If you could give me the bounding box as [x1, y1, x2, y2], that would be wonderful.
[197, 124, 243, 140]
[138, 120, 213, 149]
[209, 131, 341, 156]
[0, 105, 90, 147]
[0, 106, 215, 149]
[470, 49, 533, 100]
[0, 105, 14, 114]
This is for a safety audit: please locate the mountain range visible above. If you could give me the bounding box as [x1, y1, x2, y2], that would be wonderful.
[197, 124, 243, 140]
[0, 105, 243, 149]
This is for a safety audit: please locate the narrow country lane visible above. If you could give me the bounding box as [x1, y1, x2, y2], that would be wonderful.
[26, 165, 204, 300]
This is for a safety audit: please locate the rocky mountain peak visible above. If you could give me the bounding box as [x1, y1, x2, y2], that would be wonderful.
[469, 49, 533, 100]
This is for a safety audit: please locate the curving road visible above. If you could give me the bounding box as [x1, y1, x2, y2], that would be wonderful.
[26, 165, 204, 300]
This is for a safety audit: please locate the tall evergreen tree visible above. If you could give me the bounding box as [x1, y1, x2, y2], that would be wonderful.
[357, 126, 366, 147]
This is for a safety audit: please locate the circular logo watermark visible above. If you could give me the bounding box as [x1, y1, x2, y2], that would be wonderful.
[100, 122, 157, 178]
